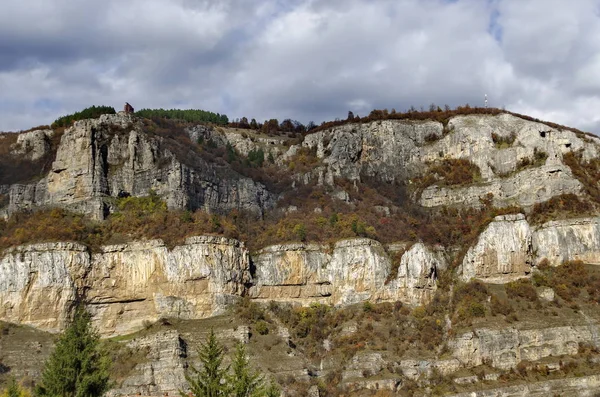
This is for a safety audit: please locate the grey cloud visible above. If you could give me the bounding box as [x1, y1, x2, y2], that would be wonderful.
[0, 0, 599, 134]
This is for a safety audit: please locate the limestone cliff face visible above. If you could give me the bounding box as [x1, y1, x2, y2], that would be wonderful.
[0, 242, 88, 332]
[460, 214, 532, 283]
[459, 215, 600, 282]
[0, 237, 250, 336]
[293, 114, 600, 208]
[5, 114, 274, 219]
[533, 217, 600, 266]
[250, 238, 446, 306]
[449, 324, 600, 370]
[0, 236, 450, 335]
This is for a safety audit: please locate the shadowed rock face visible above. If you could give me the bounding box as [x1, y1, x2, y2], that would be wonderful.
[5, 113, 275, 219]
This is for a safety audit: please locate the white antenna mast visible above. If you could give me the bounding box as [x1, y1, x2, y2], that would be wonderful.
[485, 94, 488, 109]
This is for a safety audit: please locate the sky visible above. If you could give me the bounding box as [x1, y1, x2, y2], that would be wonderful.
[1, 0, 600, 133]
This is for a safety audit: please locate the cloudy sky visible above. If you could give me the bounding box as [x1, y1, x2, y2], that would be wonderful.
[1, 0, 600, 133]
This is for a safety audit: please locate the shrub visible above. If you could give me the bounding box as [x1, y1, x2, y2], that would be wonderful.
[255, 320, 269, 335]
[533, 260, 589, 301]
[417, 159, 481, 188]
[563, 151, 600, 203]
[506, 279, 539, 302]
[529, 194, 594, 224]
[490, 294, 513, 316]
[491, 132, 516, 148]
[452, 280, 489, 325]
[515, 148, 548, 171]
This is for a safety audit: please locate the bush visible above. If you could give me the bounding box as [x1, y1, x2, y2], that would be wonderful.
[255, 320, 269, 335]
[506, 279, 539, 302]
[452, 280, 489, 325]
[529, 194, 594, 224]
[563, 151, 600, 203]
[533, 260, 589, 301]
[490, 294, 513, 316]
[491, 132, 516, 148]
[417, 159, 481, 188]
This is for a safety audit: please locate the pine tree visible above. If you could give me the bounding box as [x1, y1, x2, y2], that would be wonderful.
[228, 343, 264, 397]
[35, 305, 110, 397]
[181, 329, 229, 397]
[3, 377, 23, 397]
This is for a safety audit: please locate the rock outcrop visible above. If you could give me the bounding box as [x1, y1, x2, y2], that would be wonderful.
[0, 236, 449, 335]
[293, 113, 600, 208]
[459, 215, 600, 283]
[5, 114, 274, 219]
[0, 237, 250, 336]
[108, 330, 188, 397]
[532, 217, 600, 266]
[250, 239, 446, 306]
[9, 129, 54, 161]
[448, 374, 600, 397]
[460, 214, 532, 283]
[449, 324, 600, 370]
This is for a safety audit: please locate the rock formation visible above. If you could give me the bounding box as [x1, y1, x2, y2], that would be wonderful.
[5, 113, 274, 219]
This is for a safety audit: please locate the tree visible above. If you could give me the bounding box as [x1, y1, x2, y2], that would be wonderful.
[2, 377, 27, 397]
[35, 305, 110, 397]
[183, 332, 281, 397]
[181, 329, 229, 397]
[228, 344, 264, 397]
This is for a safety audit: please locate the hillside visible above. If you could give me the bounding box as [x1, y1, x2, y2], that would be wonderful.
[1, 107, 600, 396]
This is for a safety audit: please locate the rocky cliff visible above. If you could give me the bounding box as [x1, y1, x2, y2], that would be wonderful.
[2, 211, 600, 336]
[4, 114, 274, 219]
[292, 113, 600, 209]
[0, 236, 249, 336]
[0, 237, 448, 336]
[2, 110, 600, 396]
[459, 215, 600, 283]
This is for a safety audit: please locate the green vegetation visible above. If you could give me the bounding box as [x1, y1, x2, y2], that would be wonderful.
[51, 106, 116, 129]
[516, 148, 548, 170]
[1, 378, 29, 397]
[136, 108, 228, 125]
[35, 306, 110, 397]
[533, 260, 598, 302]
[491, 132, 516, 148]
[182, 329, 278, 397]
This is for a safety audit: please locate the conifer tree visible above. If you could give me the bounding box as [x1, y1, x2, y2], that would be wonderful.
[181, 329, 229, 397]
[3, 377, 24, 397]
[35, 305, 110, 397]
[228, 343, 263, 397]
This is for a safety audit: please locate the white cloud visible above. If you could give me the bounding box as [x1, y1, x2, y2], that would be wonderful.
[0, 0, 599, 134]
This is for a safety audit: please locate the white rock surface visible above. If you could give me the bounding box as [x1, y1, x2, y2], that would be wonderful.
[460, 214, 532, 283]
[532, 217, 600, 266]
